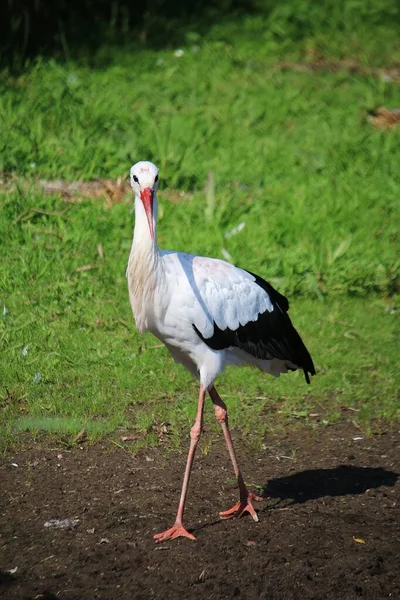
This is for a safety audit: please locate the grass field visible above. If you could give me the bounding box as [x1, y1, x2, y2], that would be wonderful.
[1, 6, 399, 449]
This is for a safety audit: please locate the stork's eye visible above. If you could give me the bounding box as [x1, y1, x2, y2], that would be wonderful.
[132, 175, 139, 183]
[155, 174, 158, 183]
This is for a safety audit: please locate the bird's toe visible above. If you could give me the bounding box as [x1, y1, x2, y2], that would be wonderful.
[219, 492, 262, 522]
[153, 523, 196, 543]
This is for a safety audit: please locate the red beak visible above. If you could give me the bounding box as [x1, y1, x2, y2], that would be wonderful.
[140, 187, 154, 239]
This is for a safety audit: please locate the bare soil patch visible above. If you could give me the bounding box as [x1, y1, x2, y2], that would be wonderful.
[274, 59, 400, 82]
[0, 176, 193, 205]
[1, 424, 399, 600]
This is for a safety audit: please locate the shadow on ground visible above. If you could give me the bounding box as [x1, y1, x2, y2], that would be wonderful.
[262, 465, 399, 504]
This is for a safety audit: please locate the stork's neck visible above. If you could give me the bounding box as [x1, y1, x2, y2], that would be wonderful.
[127, 192, 162, 331]
[128, 192, 161, 290]
[132, 192, 159, 257]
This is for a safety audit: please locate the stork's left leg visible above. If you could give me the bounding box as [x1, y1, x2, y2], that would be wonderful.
[209, 386, 262, 521]
[153, 385, 206, 542]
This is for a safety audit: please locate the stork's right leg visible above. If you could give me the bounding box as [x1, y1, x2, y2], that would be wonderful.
[154, 385, 206, 542]
[209, 386, 262, 521]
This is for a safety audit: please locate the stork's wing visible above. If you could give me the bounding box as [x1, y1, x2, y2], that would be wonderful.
[190, 256, 315, 383]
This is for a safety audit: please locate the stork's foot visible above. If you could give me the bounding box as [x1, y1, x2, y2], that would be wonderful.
[219, 492, 262, 522]
[154, 523, 196, 543]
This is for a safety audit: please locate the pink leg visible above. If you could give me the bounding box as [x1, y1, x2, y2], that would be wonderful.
[154, 385, 206, 542]
[209, 386, 262, 522]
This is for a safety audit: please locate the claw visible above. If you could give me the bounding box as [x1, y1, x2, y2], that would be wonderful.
[219, 492, 262, 522]
[154, 523, 196, 543]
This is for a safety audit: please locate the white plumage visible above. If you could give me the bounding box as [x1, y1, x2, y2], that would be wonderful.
[130, 249, 287, 389]
[127, 160, 315, 542]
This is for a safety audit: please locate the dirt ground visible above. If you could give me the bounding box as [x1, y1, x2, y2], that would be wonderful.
[1, 423, 399, 600]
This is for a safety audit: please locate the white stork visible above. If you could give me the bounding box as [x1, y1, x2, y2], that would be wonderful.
[127, 160, 315, 543]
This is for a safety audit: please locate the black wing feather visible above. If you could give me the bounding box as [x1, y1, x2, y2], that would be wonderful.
[193, 270, 315, 384]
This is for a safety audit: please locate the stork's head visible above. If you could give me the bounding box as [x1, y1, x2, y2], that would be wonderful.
[130, 161, 159, 239]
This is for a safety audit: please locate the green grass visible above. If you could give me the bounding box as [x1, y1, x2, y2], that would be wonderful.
[0, 9, 399, 448]
[0, 188, 398, 449]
